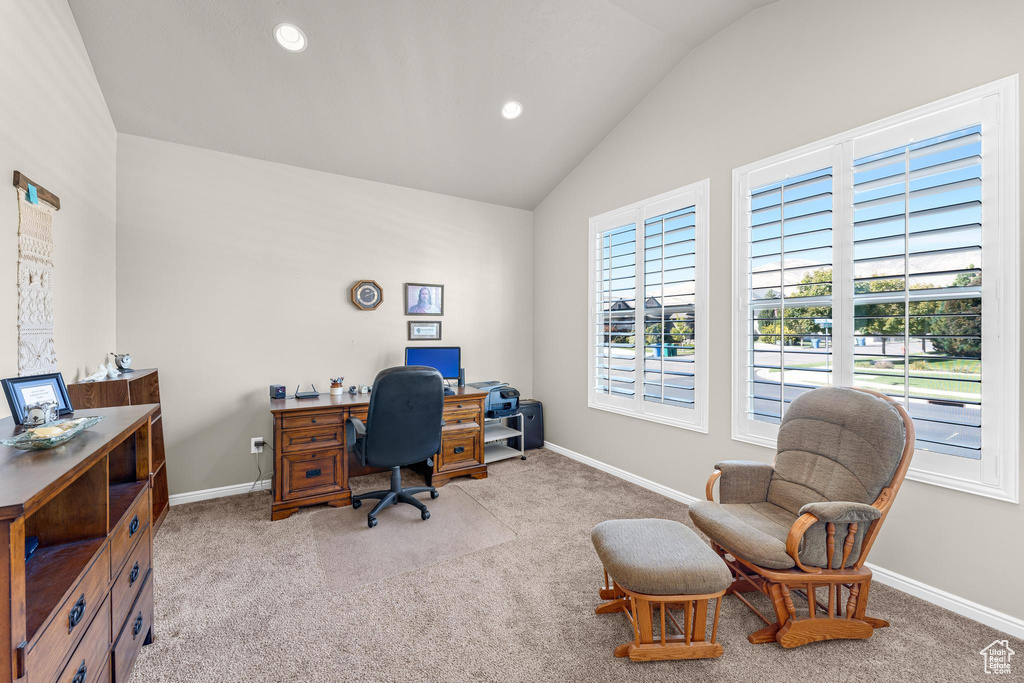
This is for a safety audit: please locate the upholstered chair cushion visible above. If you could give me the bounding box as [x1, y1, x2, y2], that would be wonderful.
[714, 460, 774, 504]
[688, 500, 796, 569]
[799, 501, 882, 524]
[591, 519, 732, 595]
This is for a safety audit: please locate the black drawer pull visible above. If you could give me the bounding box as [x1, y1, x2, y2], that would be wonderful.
[71, 660, 86, 683]
[311, 418, 317, 423]
[133, 612, 144, 639]
[310, 436, 317, 442]
[129, 514, 140, 536]
[130, 561, 140, 586]
[305, 468, 322, 478]
[453, 446, 465, 454]
[457, 419, 463, 424]
[68, 595, 86, 632]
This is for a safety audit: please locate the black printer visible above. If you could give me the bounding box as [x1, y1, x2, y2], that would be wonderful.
[467, 381, 520, 418]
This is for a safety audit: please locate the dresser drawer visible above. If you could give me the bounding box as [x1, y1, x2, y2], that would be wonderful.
[27, 544, 110, 683]
[282, 451, 341, 500]
[111, 526, 151, 637]
[437, 434, 478, 472]
[56, 595, 111, 683]
[280, 425, 343, 454]
[112, 573, 153, 683]
[281, 411, 343, 430]
[111, 488, 150, 577]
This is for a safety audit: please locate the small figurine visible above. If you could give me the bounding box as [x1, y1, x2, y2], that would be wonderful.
[82, 366, 107, 382]
[105, 362, 120, 379]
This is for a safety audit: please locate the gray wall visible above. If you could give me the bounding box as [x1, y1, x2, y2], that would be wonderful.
[116, 134, 534, 495]
[533, 0, 1024, 620]
[0, 0, 117, 413]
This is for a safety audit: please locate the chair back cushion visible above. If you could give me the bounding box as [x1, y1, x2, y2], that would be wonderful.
[767, 387, 906, 516]
[363, 366, 444, 468]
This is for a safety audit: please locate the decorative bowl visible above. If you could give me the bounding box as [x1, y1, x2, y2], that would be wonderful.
[0, 416, 104, 450]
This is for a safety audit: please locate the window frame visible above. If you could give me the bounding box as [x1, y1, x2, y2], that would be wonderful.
[732, 76, 1019, 503]
[589, 178, 710, 433]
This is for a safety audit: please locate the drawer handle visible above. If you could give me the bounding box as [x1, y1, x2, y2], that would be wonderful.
[453, 446, 465, 454]
[71, 660, 86, 683]
[310, 436, 317, 442]
[457, 404, 463, 409]
[68, 594, 86, 632]
[311, 418, 317, 423]
[129, 514, 140, 536]
[133, 612, 144, 640]
[306, 468, 322, 478]
[130, 561, 140, 586]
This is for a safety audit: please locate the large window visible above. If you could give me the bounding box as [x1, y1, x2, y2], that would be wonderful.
[733, 77, 1019, 502]
[590, 179, 709, 432]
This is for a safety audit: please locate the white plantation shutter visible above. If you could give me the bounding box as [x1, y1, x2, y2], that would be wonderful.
[734, 77, 1018, 502]
[589, 180, 709, 432]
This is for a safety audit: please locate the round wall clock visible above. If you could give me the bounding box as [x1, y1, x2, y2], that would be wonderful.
[350, 280, 383, 310]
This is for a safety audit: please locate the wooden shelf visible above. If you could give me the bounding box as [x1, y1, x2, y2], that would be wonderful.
[25, 538, 104, 641]
[110, 480, 147, 529]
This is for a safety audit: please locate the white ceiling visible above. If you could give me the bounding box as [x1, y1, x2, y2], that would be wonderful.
[69, 0, 775, 209]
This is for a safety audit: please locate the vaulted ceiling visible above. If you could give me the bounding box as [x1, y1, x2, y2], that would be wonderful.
[69, 0, 775, 209]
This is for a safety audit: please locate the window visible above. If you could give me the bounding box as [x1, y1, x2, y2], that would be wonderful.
[733, 77, 1019, 502]
[590, 179, 709, 432]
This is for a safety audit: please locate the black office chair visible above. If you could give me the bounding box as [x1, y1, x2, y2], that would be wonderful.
[346, 366, 443, 528]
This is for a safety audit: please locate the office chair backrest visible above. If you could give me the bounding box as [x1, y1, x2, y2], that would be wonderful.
[363, 366, 444, 468]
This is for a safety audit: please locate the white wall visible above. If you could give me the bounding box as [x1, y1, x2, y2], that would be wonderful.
[0, 0, 117, 415]
[116, 134, 533, 495]
[533, 0, 1024, 620]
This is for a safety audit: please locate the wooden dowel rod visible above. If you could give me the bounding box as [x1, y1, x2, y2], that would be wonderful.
[684, 601, 692, 645]
[660, 602, 666, 646]
[711, 598, 722, 644]
[12, 171, 60, 210]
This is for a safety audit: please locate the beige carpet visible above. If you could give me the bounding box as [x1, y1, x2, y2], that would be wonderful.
[130, 449, 1014, 682]
[312, 483, 516, 590]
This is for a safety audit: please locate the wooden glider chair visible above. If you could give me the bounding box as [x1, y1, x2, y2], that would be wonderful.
[689, 387, 914, 648]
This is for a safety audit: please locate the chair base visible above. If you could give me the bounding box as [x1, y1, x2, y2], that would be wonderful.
[352, 466, 437, 527]
[595, 571, 725, 662]
[714, 542, 887, 649]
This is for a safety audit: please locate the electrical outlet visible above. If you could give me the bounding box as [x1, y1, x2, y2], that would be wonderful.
[251, 437, 264, 454]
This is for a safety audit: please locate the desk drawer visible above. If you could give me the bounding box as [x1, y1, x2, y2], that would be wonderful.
[280, 425, 343, 454]
[281, 412, 343, 430]
[111, 488, 150, 577]
[56, 595, 110, 683]
[111, 526, 151, 638]
[112, 574, 153, 683]
[282, 451, 341, 500]
[442, 413, 479, 433]
[437, 434, 478, 472]
[27, 544, 110, 683]
[444, 399, 480, 414]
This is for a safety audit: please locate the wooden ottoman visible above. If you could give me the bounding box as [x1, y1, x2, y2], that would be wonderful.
[591, 519, 732, 661]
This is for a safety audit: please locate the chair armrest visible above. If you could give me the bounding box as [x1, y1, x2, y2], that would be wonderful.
[345, 417, 366, 448]
[798, 501, 882, 524]
[711, 460, 774, 504]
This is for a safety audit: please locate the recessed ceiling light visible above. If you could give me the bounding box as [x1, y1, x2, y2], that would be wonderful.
[274, 23, 307, 52]
[501, 101, 523, 120]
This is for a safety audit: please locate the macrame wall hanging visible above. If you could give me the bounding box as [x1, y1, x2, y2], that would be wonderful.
[13, 172, 61, 376]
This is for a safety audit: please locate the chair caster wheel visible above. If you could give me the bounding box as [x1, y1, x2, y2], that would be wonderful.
[352, 499, 362, 509]
[421, 510, 430, 520]
[520, 455, 527, 460]
[367, 516, 377, 528]
[430, 490, 439, 499]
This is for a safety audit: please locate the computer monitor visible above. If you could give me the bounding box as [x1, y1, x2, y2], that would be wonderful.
[405, 346, 461, 380]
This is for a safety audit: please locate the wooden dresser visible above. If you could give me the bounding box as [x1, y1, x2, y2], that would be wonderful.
[0, 405, 157, 683]
[66, 369, 170, 534]
[269, 387, 488, 520]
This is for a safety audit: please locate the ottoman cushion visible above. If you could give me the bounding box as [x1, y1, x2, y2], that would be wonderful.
[591, 519, 732, 596]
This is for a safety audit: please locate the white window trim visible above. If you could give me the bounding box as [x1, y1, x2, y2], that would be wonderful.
[588, 178, 710, 433]
[731, 76, 1019, 504]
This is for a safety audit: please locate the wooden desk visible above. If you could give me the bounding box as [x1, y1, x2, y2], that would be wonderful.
[0, 406, 157, 683]
[269, 387, 488, 521]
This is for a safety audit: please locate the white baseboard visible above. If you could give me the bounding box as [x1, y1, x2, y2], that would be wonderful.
[543, 440, 1024, 640]
[168, 479, 270, 506]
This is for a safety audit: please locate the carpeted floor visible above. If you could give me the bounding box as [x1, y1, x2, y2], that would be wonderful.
[129, 449, 1013, 682]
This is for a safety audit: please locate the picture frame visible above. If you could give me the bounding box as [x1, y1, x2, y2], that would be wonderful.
[408, 321, 442, 341]
[405, 283, 444, 316]
[2, 372, 74, 425]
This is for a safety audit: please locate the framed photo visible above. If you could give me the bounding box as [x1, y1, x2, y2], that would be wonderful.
[2, 372, 73, 425]
[408, 321, 442, 341]
[405, 283, 444, 316]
